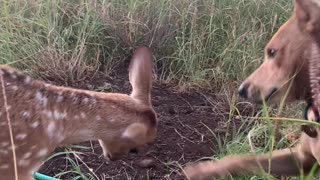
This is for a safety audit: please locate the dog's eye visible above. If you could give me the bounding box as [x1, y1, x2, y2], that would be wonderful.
[267, 48, 277, 58]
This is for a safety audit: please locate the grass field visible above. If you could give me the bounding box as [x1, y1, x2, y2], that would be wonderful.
[0, 0, 293, 87]
[1, 0, 318, 179]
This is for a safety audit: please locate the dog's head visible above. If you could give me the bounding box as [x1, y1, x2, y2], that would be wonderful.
[238, 0, 320, 104]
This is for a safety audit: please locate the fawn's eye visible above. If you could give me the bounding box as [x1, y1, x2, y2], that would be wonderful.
[267, 48, 277, 58]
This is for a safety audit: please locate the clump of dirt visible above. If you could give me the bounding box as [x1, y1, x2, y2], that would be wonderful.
[38, 62, 254, 180]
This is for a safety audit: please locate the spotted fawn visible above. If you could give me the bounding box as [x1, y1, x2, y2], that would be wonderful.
[0, 46, 157, 180]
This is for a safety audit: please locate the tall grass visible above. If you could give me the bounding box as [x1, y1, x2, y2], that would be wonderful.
[0, 0, 292, 87]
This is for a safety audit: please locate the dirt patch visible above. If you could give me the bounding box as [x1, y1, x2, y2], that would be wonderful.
[37, 62, 253, 180]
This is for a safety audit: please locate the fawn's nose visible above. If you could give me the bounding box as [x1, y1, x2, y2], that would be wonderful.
[238, 82, 249, 99]
[107, 153, 115, 161]
[129, 148, 138, 154]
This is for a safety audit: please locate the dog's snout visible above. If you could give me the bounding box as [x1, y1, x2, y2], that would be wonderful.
[238, 83, 249, 99]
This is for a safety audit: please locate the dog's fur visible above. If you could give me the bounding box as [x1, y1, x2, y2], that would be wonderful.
[182, 0, 320, 179]
[0, 46, 157, 180]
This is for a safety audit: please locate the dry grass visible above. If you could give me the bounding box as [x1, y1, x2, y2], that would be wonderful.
[0, 0, 292, 89]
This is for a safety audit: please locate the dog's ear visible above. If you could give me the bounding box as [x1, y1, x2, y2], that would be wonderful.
[294, 0, 320, 34]
[294, 0, 309, 23]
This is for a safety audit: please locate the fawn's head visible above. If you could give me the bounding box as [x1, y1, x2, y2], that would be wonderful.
[238, 0, 320, 104]
[97, 46, 157, 161]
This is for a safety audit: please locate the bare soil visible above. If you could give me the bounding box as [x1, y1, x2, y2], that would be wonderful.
[37, 62, 253, 180]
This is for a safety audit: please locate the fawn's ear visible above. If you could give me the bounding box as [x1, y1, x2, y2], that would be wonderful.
[129, 46, 153, 106]
[294, 0, 320, 34]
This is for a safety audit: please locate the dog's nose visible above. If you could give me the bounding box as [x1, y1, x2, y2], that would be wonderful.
[238, 83, 249, 99]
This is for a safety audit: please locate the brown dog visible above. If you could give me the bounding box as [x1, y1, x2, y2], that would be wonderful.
[0, 46, 157, 180]
[182, 0, 320, 179]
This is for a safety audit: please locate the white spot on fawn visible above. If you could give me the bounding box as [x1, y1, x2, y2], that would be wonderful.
[96, 115, 102, 121]
[122, 128, 131, 138]
[37, 148, 48, 157]
[22, 152, 32, 159]
[53, 110, 66, 120]
[11, 74, 17, 79]
[80, 112, 86, 118]
[43, 110, 53, 119]
[0, 164, 9, 169]
[35, 91, 48, 106]
[56, 91, 64, 103]
[0, 69, 3, 76]
[18, 159, 30, 167]
[77, 129, 94, 137]
[21, 111, 30, 118]
[82, 98, 89, 104]
[46, 121, 56, 138]
[11, 85, 18, 91]
[30, 121, 40, 128]
[24, 76, 31, 84]
[0, 150, 8, 155]
[0, 141, 9, 147]
[57, 95, 64, 103]
[16, 133, 27, 140]
[8, 145, 17, 150]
